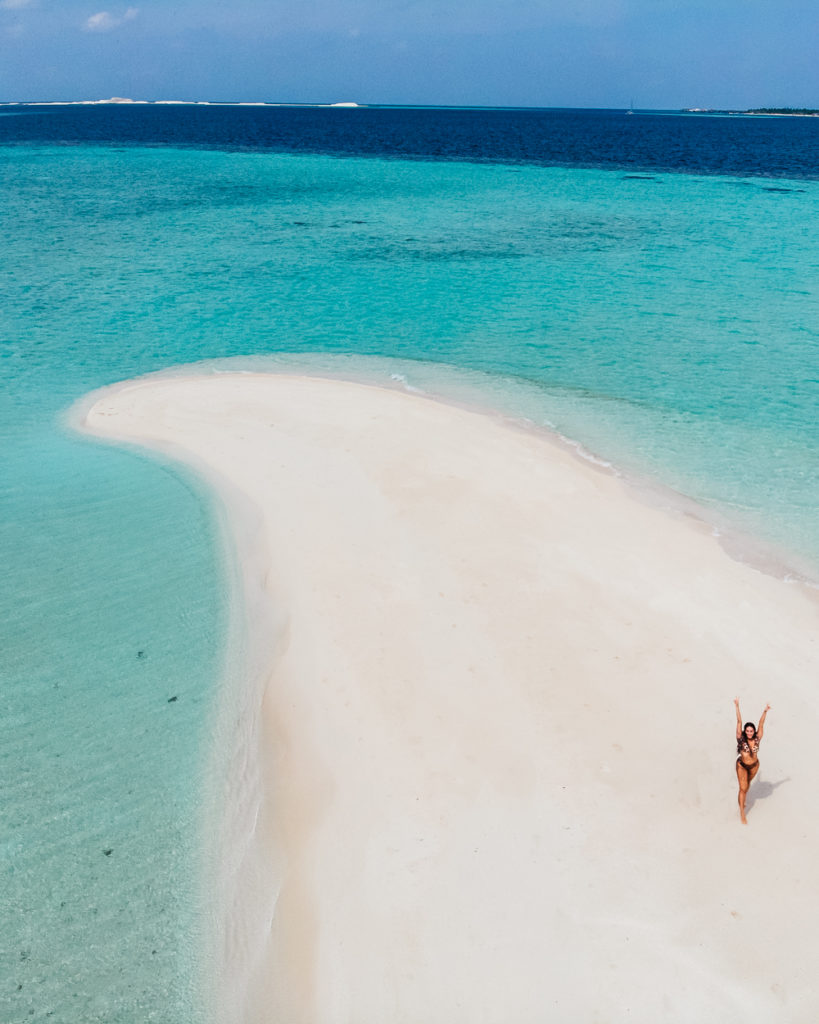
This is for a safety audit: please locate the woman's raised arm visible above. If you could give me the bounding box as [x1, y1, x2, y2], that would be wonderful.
[757, 703, 771, 739]
[734, 697, 743, 740]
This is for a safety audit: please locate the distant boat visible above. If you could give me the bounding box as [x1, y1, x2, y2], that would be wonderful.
[627, 99, 635, 114]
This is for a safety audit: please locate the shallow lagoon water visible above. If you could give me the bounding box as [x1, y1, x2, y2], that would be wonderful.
[2, 113, 819, 1019]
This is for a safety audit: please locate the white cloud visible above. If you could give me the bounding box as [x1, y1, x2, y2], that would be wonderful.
[84, 6, 137, 32]
[85, 11, 113, 30]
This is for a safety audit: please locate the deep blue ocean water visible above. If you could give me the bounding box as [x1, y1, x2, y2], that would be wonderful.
[5, 103, 819, 178]
[2, 104, 819, 1022]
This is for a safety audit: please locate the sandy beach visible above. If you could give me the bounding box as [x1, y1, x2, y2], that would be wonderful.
[79, 371, 819, 1024]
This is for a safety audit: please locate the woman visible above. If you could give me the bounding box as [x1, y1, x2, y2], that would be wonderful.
[734, 697, 771, 824]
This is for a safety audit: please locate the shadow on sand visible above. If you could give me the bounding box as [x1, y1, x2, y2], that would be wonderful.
[746, 776, 790, 812]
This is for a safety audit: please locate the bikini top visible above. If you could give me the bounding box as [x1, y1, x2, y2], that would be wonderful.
[740, 737, 760, 757]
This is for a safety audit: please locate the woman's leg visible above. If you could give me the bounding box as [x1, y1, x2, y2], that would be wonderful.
[736, 760, 750, 823]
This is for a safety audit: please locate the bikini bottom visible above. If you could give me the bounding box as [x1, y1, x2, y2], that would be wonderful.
[737, 758, 759, 776]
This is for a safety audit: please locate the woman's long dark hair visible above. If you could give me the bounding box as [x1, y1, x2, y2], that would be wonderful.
[737, 722, 757, 754]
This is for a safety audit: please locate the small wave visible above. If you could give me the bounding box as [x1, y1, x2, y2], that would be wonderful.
[556, 433, 615, 469]
[389, 372, 426, 395]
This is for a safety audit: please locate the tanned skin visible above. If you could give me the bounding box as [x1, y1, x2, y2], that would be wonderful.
[734, 697, 771, 824]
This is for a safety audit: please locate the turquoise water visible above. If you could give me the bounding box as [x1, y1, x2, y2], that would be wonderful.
[3, 142, 819, 1020]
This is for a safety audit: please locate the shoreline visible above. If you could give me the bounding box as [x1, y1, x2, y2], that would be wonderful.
[76, 369, 819, 1022]
[71, 356, 819, 592]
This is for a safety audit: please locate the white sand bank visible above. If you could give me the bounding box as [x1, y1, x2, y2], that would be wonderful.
[80, 372, 819, 1024]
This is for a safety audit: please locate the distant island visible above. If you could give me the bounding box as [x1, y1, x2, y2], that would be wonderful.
[747, 108, 819, 116]
[0, 97, 363, 108]
[683, 106, 819, 117]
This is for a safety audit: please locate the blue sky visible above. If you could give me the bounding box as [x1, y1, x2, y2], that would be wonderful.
[1, 0, 817, 108]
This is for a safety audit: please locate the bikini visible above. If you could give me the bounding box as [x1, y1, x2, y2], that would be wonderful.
[737, 738, 760, 774]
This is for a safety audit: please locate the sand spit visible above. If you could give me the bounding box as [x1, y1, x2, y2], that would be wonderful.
[79, 372, 819, 1024]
